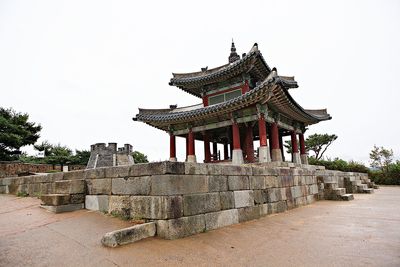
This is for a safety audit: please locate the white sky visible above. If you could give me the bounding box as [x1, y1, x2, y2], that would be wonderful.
[1, 0, 399, 164]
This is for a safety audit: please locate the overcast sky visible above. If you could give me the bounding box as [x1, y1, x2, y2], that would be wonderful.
[1, 0, 399, 164]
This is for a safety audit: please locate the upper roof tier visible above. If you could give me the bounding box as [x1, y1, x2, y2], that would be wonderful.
[169, 43, 272, 97]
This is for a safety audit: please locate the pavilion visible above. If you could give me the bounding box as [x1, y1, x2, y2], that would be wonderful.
[133, 42, 331, 164]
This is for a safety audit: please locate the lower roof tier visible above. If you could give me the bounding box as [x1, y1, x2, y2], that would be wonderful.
[133, 72, 331, 132]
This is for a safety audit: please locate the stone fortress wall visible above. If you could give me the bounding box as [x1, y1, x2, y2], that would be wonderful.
[0, 161, 376, 240]
[86, 143, 134, 169]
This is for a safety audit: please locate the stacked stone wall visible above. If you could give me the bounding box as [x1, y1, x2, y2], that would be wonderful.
[0, 162, 371, 239]
[0, 162, 85, 178]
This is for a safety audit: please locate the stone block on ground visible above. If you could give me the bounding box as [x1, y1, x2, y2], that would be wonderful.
[268, 201, 287, 214]
[341, 194, 354, 201]
[205, 209, 239, 231]
[85, 195, 109, 212]
[238, 206, 261, 222]
[130, 196, 183, 219]
[70, 194, 85, 204]
[108, 196, 131, 218]
[86, 179, 111, 195]
[54, 180, 85, 194]
[150, 175, 208, 195]
[364, 188, 374, 194]
[183, 193, 220, 216]
[219, 191, 235, 210]
[233, 190, 254, 208]
[156, 214, 206, 239]
[41, 203, 84, 213]
[40, 194, 70, 206]
[101, 222, 156, 247]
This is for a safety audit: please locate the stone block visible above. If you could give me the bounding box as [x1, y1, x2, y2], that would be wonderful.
[85, 195, 109, 212]
[219, 191, 235, 210]
[266, 188, 282, 203]
[238, 206, 261, 222]
[183, 193, 221, 216]
[233, 190, 254, 208]
[253, 190, 264, 204]
[208, 175, 228, 192]
[251, 166, 278, 176]
[268, 201, 287, 214]
[105, 166, 130, 178]
[86, 179, 111, 195]
[109, 196, 131, 218]
[260, 203, 269, 215]
[290, 186, 302, 199]
[41, 203, 84, 213]
[101, 222, 156, 247]
[306, 194, 316, 204]
[156, 214, 206, 239]
[130, 162, 185, 176]
[111, 177, 151, 195]
[150, 175, 208, 195]
[228, 176, 249, 190]
[62, 170, 85, 180]
[265, 176, 279, 188]
[280, 175, 294, 187]
[70, 194, 85, 204]
[0, 185, 6, 194]
[84, 168, 106, 179]
[185, 163, 252, 176]
[280, 188, 287, 201]
[40, 183, 54, 194]
[205, 209, 239, 231]
[54, 180, 85, 194]
[32, 175, 52, 183]
[249, 176, 266, 189]
[294, 197, 307, 207]
[47, 172, 64, 181]
[40, 194, 70, 206]
[0, 177, 13, 186]
[130, 196, 182, 219]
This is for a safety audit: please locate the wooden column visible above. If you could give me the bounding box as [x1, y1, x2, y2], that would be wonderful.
[187, 129, 196, 163]
[258, 115, 268, 147]
[232, 122, 241, 150]
[245, 126, 255, 162]
[203, 132, 211, 163]
[291, 131, 299, 153]
[223, 142, 229, 160]
[299, 133, 306, 154]
[212, 142, 218, 161]
[169, 133, 176, 161]
[270, 122, 283, 162]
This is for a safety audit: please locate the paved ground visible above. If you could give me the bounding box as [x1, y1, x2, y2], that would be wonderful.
[1, 186, 399, 267]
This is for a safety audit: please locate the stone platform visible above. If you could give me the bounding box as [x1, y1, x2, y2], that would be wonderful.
[0, 161, 376, 241]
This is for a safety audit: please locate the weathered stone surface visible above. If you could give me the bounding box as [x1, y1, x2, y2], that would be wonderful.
[208, 175, 228, 192]
[62, 170, 85, 180]
[219, 191, 235, 210]
[54, 180, 85, 194]
[32, 175, 52, 183]
[234, 190, 254, 208]
[85, 195, 109, 211]
[40, 194, 70, 206]
[268, 201, 287, 214]
[40, 203, 84, 213]
[86, 179, 111, 195]
[185, 163, 252, 176]
[84, 168, 106, 179]
[0, 185, 7, 194]
[228, 176, 249, 190]
[40, 183, 54, 194]
[295, 197, 307, 206]
[265, 176, 279, 188]
[249, 176, 266, 189]
[130, 162, 185, 176]
[101, 222, 156, 247]
[251, 166, 278, 176]
[70, 193, 85, 204]
[130, 196, 182, 219]
[205, 209, 239, 231]
[105, 166, 130, 178]
[47, 172, 64, 181]
[150, 175, 208, 195]
[290, 186, 302, 199]
[238, 206, 261, 222]
[260, 203, 269, 215]
[183, 193, 221, 216]
[266, 188, 282, 203]
[156, 214, 206, 239]
[111, 177, 151, 195]
[280, 175, 294, 187]
[108, 196, 131, 218]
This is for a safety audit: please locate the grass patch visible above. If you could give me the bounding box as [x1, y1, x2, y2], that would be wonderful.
[16, 191, 29, 197]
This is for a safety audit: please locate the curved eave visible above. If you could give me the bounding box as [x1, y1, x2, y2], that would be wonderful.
[169, 49, 271, 97]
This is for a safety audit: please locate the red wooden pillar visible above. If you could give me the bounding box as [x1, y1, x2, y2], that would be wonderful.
[203, 132, 211, 163]
[188, 130, 195, 156]
[258, 114, 267, 147]
[185, 136, 189, 159]
[299, 133, 306, 154]
[245, 126, 255, 162]
[169, 133, 176, 161]
[291, 131, 299, 153]
[212, 142, 218, 161]
[223, 142, 229, 160]
[270, 122, 280, 149]
[232, 122, 241, 150]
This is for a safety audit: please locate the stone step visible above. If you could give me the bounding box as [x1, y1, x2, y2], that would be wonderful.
[40, 194, 70, 206]
[363, 188, 374, 194]
[333, 188, 346, 196]
[357, 184, 367, 191]
[373, 185, 379, 189]
[324, 182, 338, 190]
[341, 194, 354, 201]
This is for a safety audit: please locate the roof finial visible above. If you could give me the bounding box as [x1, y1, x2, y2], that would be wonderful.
[229, 39, 240, 63]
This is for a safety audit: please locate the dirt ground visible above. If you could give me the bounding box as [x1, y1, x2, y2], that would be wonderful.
[1, 186, 399, 267]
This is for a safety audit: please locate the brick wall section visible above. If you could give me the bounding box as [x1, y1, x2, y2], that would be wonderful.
[0, 162, 370, 239]
[0, 162, 85, 178]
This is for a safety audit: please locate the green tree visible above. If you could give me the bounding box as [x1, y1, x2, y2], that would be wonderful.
[369, 145, 393, 173]
[0, 107, 42, 160]
[131, 151, 149, 163]
[284, 133, 337, 160]
[45, 144, 72, 169]
[33, 140, 53, 157]
[69, 149, 91, 165]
